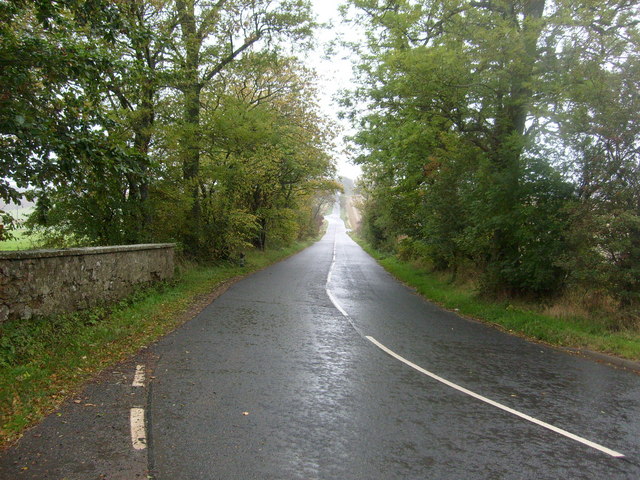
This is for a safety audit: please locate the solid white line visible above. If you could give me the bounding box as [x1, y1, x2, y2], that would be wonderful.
[132, 365, 145, 387]
[130, 407, 147, 450]
[327, 237, 337, 284]
[366, 336, 625, 458]
[326, 220, 623, 458]
[327, 289, 350, 318]
[327, 259, 334, 283]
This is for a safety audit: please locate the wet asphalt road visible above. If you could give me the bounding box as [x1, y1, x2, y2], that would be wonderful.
[148, 204, 640, 479]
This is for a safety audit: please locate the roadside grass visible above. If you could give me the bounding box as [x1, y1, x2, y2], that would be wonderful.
[354, 237, 640, 362]
[0, 238, 316, 447]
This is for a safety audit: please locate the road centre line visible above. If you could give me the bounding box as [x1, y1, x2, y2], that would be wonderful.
[130, 408, 147, 450]
[324, 238, 624, 459]
[132, 364, 145, 387]
[326, 289, 349, 318]
[327, 237, 337, 284]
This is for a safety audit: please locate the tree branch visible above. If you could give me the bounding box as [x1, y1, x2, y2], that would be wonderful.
[203, 33, 261, 83]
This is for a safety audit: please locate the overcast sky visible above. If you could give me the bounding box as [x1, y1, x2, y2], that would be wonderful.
[309, 1, 362, 180]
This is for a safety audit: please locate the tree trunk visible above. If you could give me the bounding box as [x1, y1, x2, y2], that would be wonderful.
[485, 0, 546, 294]
[128, 75, 155, 241]
[177, 0, 203, 255]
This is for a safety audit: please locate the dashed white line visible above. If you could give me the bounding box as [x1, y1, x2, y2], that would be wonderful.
[132, 364, 145, 387]
[130, 407, 147, 450]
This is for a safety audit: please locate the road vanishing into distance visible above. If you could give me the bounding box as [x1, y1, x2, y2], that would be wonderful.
[2, 203, 640, 479]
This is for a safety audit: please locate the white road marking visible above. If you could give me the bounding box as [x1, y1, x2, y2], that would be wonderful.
[366, 336, 625, 459]
[327, 237, 338, 284]
[324, 229, 623, 458]
[326, 289, 350, 318]
[132, 364, 145, 387]
[130, 407, 147, 450]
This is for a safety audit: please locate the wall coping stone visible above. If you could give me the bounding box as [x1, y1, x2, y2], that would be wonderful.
[0, 243, 176, 261]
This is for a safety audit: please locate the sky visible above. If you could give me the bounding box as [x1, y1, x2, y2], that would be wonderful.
[309, 1, 363, 181]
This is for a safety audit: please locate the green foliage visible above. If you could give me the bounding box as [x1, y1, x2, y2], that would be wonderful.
[555, 55, 640, 314]
[165, 0, 319, 255]
[475, 157, 574, 296]
[1, 0, 154, 246]
[345, 0, 640, 310]
[0, 1, 126, 200]
[190, 53, 337, 253]
[2, 0, 338, 260]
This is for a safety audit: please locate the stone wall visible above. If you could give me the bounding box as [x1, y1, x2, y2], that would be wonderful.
[0, 244, 175, 323]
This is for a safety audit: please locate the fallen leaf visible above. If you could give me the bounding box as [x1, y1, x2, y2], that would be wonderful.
[242, 412, 249, 416]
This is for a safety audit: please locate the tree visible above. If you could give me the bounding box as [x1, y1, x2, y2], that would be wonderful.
[0, 0, 149, 243]
[99, 0, 175, 240]
[168, 0, 314, 254]
[558, 56, 640, 312]
[2, 0, 338, 260]
[195, 53, 337, 255]
[29, 0, 179, 245]
[344, 0, 640, 297]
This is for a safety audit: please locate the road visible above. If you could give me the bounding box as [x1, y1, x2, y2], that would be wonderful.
[148, 203, 640, 479]
[2, 203, 640, 479]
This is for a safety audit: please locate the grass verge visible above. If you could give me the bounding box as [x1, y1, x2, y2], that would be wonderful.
[353, 236, 640, 363]
[0, 238, 316, 447]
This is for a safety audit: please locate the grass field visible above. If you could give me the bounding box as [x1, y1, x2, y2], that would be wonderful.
[1, 203, 37, 251]
[0, 229, 41, 251]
